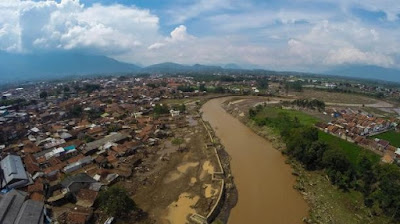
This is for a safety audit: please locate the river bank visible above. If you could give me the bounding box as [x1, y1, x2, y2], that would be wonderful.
[201, 97, 309, 224]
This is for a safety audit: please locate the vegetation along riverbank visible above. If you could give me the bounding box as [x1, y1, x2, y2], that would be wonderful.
[224, 97, 399, 224]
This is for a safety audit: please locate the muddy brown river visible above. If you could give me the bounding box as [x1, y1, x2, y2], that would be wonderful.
[201, 97, 309, 224]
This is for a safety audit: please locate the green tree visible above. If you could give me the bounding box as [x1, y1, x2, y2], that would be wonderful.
[323, 149, 355, 190]
[154, 104, 169, 115]
[177, 85, 195, 92]
[174, 104, 186, 112]
[199, 84, 206, 92]
[39, 91, 48, 99]
[214, 86, 225, 93]
[358, 156, 376, 195]
[302, 141, 329, 170]
[146, 83, 157, 89]
[83, 84, 101, 94]
[257, 78, 269, 89]
[69, 105, 83, 118]
[248, 108, 257, 118]
[63, 86, 70, 92]
[285, 81, 303, 92]
[97, 186, 136, 217]
[374, 164, 400, 219]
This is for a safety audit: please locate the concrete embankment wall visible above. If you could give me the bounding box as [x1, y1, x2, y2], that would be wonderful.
[190, 118, 226, 224]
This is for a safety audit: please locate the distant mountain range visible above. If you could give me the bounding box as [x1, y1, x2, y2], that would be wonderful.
[323, 65, 400, 83]
[0, 51, 400, 83]
[0, 51, 140, 82]
[143, 62, 224, 73]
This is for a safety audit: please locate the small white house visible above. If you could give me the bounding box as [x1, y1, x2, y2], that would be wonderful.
[170, 109, 180, 117]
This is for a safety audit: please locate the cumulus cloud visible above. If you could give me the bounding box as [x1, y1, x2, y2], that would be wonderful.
[324, 47, 394, 66]
[0, 0, 399, 70]
[282, 20, 396, 67]
[167, 25, 194, 42]
[148, 25, 194, 50]
[0, 0, 160, 54]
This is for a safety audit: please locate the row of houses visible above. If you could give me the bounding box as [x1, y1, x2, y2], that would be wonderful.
[316, 110, 399, 164]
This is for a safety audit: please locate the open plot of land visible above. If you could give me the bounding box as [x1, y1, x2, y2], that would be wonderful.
[293, 89, 378, 104]
[373, 130, 400, 148]
[355, 106, 398, 118]
[255, 106, 321, 126]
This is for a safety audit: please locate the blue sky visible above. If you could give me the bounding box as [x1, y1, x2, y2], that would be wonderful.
[0, 0, 399, 71]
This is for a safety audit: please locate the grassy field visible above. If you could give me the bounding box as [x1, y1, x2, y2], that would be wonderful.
[256, 106, 321, 126]
[319, 131, 381, 165]
[373, 130, 400, 148]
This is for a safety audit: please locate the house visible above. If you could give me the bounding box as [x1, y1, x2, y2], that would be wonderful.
[61, 173, 96, 194]
[82, 133, 130, 155]
[327, 125, 339, 134]
[0, 155, 30, 189]
[377, 139, 390, 150]
[353, 135, 365, 144]
[14, 199, 45, 224]
[170, 109, 180, 117]
[0, 189, 45, 224]
[24, 154, 40, 176]
[395, 148, 400, 159]
[111, 141, 139, 157]
[23, 142, 41, 153]
[63, 156, 93, 174]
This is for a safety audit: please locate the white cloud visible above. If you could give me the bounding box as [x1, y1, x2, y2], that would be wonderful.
[167, 0, 236, 24]
[167, 25, 193, 42]
[148, 42, 165, 50]
[324, 47, 394, 66]
[148, 25, 194, 50]
[0, 0, 399, 70]
[282, 20, 396, 67]
[0, 0, 160, 54]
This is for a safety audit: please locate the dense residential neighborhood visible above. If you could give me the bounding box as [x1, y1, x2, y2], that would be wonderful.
[0, 75, 227, 223]
[2, 72, 400, 223]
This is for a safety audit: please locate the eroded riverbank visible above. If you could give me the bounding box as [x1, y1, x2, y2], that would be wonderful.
[201, 97, 309, 224]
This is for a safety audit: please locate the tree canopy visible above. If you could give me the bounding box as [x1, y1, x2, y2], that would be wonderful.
[97, 186, 136, 217]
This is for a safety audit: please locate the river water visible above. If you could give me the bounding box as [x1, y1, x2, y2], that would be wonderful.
[201, 97, 309, 224]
